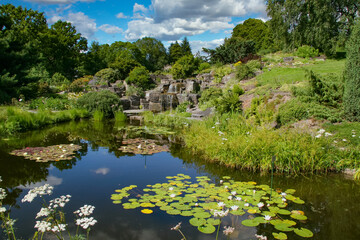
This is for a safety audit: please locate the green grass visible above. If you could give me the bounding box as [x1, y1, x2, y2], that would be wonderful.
[93, 110, 105, 121]
[143, 111, 192, 129]
[114, 111, 127, 122]
[183, 113, 360, 174]
[0, 106, 89, 136]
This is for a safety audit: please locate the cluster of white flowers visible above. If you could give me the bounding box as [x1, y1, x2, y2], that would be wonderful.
[0, 207, 6, 213]
[264, 215, 271, 221]
[22, 184, 54, 203]
[257, 202, 264, 208]
[49, 195, 71, 209]
[223, 226, 235, 236]
[51, 224, 67, 232]
[244, 203, 250, 207]
[228, 196, 233, 200]
[315, 129, 333, 138]
[76, 217, 97, 229]
[74, 204, 95, 217]
[36, 207, 52, 219]
[171, 222, 182, 231]
[231, 191, 237, 196]
[213, 209, 229, 218]
[230, 205, 239, 211]
[5, 219, 16, 227]
[217, 202, 225, 208]
[35, 221, 52, 232]
[235, 197, 242, 201]
[0, 188, 6, 200]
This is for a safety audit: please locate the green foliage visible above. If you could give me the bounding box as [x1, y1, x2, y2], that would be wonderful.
[232, 84, 245, 96]
[203, 38, 256, 64]
[199, 88, 241, 114]
[176, 101, 191, 113]
[0, 107, 89, 136]
[51, 72, 70, 88]
[115, 111, 127, 122]
[236, 64, 254, 80]
[109, 58, 141, 80]
[93, 110, 105, 121]
[125, 66, 153, 90]
[135, 37, 168, 72]
[276, 99, 309, 125]
[68, 76, 91, 92]
[171, 55, 199, 79]
[343, 20, 360, 121]
[213, 65, 232, 83]
[76, 90, 122, 118]
[198, 62, 211, 72]
[143, 111, 192, 129]
[95, 68, 119, 83]
[29, 97, 71, 111]
[295, 46, 319, 58]
[168, 37, 193, 64]
[199, 88, 223, 109]
[125, 85, 145, 97]
[232, 18, 274, 51]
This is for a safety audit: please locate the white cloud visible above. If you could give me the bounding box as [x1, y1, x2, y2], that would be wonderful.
[94, 168, 110, 175]
[190, 39, 225, 54]
[116, 12, 127, 19]
[19, 176, 63, 189]
[48, 12, 97, 39]
[99, 24, 123, 34]
[126, 0, 267, 41]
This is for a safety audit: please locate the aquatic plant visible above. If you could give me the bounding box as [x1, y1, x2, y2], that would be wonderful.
[0, 178, 96, 240]
[119, 138, 169, 155]
[10, 144, 82, 162]
[111, 174, 313, 239]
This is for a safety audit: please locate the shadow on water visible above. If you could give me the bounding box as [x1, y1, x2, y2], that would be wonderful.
[0, 120, 359, 239]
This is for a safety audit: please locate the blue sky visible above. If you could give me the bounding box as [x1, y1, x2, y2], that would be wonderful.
[5, 0, 268, 53]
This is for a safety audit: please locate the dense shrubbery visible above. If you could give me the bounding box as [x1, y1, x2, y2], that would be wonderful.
[295, 45, 319, 58]
[95, 68, 119, 83]
[213, 65, 232, 83]
[68, 76, 92, 92]
[29, 97, 72, 110]
[236, 60, 261, 80]
[125, 66, 153, 90]
[109, 58, 141, 80]
[76, 90, 122, 117]
[344, 21, 360, 121]
[198, 62, 211, 73]
[199, 87, 242, 114]
[171, 55, 199, 79]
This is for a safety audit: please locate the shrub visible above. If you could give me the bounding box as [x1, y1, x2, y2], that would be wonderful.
[76, 90, 122, 118]
[125, 66, 153, 90]
[29, 97, 71, 111]
[232, 84, 245, 96]
[214, 65, 232, 83]
[295, 45, 319, 58]
[176, 101, 192, 113]
[93, 110, 104, 121]
[246, 60, 261, 71]
[199, 88, 241, 114]
[126, 85, 145, 97]
[109, 58, 141, 80]
[95, 68, 119, 83]
[68, 76, 92, 93]
[343, 21, 360, 121]
[199, 88, 223, 109]
[276, 99, 309, 125]
[115, 111, 127, 122]
[236, 60, 261, 80]
[198, 62, 211, 72]
[51, 73, 70, 87]
[171, 55, 199, 79]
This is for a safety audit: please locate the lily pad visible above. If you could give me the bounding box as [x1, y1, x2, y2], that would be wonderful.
[273, 232, 288, 240]
[198, 224, 216, 234]
[242, 219, 260, 227]
[189, 218, 206, 227]
[141, 209, 153, 214]
[294, 228, 313, 238]
[119, 138, 169, 155]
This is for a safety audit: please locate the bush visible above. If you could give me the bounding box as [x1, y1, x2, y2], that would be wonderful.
[214, 65, 232, 83]
[295, 45, 319, 58]
[109, 58, 141, 80]
[276, 99, 309, 125]
[29, 97, 71, 111]
[69, 76, 92, 93]
[51, 73, 70, 87]
[198, 62, 211, 72]
[76, 90, 122, 118]
[232, 84, 245, 96]
[199, 88, 241, 114]
[126, 85, 145, 97]
[125, 66, 153, 90]
[171, 55, 199, 79]
[343, 21, 360, 121]
[235, 60, 261, 80]
[199, 88, 223, 109]
[176, 101, 192, 113]
[93, 110, 104, 121]
[95, 68, 119, 83]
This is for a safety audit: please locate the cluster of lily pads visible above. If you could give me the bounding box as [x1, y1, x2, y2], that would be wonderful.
[119, 138, 169, 155]
[10, 144, 81, 162]
[117, 126, 176, 136]
[111, 174, 313, 239]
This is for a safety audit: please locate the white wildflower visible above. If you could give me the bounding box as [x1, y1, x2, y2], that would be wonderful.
[36, 208, 51, 218]
[169, 187, 174, 191]
[35, 221, 52, 232]
[228, 196, 233, 200]
[231, 191, 237, 196]
[315, 134, 322, 138]
[352, 135, 356, 137]
[235, 197, 242, 201]
[170, 194, 176, 198]
[281, 192, 287, 197]
[244, 203, 250, 207]
[215, 122, 220, 125]
[317, 129, 326, 134]
[74, 204, 95, 217]
[257, 202, 264, 208]
[218, 131, 224, 135]
[255, 234, 268, 240]
[49, 195, 71, 209]
[51, 224, 66, 232]
[218, 202, 225, 208]
[343, 139, 347, 142]
[0, 207, 6, 213]
[22, 184, 54, 203]
[0, 188, 6, 200]
[76, 217, 97, 229]
[325, 132, 333, 137]
[223, 226, 235, 236]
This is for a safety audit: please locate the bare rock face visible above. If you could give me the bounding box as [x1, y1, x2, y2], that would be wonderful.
[149, 102, 162, 112]
[185, 80, 200, 93]
[119, 98, 131, 110]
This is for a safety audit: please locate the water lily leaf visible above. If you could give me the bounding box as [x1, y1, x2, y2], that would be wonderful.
[167, 209, 181, 215]
[242, 219, 260, 227]
[194, 211, 211, 219]
[189, 218, 206, 227]
[231, 210, 245, 216]
[141, 209, 153, 214]
[290, 214, 308, 220]
[278, 209, 291, 215]
[273, 232, 287, 240]
[274, 223, 294, 232]
[248, 208, 258, 214]
[198, 224, 216, 234]
[294, 228, 313, 238]
[113, 200, 121, 204]
[140, 202, 155, 208]
[207, 218, 221, 226]
[180, 211, 194, 217]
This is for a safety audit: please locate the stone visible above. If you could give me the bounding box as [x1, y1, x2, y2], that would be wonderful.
[140, 99, 149, 110]
[119, 98, 131, 110]
[188, 94, 200, 105]
[147, 91, 162, 103]
[149, 102, 162, 112]
[283, 57, 294, 62]
[185, 81, 200, 93]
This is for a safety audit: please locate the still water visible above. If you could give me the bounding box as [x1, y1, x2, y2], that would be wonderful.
[0, 120, 359, 240]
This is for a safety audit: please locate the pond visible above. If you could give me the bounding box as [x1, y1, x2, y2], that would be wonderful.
[0, 120, 360, 240]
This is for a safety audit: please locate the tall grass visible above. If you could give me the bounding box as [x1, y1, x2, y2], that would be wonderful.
[93, 110, 104, 122]
[183, 113, 360, 174]
[114, 111, 127, 123]
[0, 106, 89, 136]
[143, 111, 192, 129]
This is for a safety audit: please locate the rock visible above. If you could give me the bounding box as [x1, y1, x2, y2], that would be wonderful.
[119, 98, 131, 110]
[283, 57, 294, 62]
[147, 91, 162, 103]
[255, 70, 263, 76]
[129, 95, 140, 109]
[188, 94, 200, 105]
[222, 73, 236, 84]
[185, 80, 200, 93]
[149, 102, 162, 112]
[140, 99, 149, 110]
[189, 107, 213, 118]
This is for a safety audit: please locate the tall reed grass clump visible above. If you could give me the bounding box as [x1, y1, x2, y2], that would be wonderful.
[183, 113, 359, 174]
[0, 106, 89, 136]
[143, 111, 192, 129]
[93, 110, 104, 121]
[115, 111, 127, 122]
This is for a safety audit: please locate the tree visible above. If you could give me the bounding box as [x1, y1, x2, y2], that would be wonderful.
[171, 55, 199, 79]
[109, 58, 141, 80]
[126, 66, 153, 90]
[135, 37, 168, 72]
[169, 41, 183, 64]
[232, 18, 274, 51]
[180, 37, 192, 56]
[267, 0, 360, 55]
[343, 20, 360, 121]
[79, 41, 108, 76]
[41, 20, 87, 80]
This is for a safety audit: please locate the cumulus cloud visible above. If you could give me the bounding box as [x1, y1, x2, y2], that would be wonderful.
[48, 12, 97, 39]
[19, 176, 63, 189]
[94, 168, 110, 175]
[99, 24, 123, 34]
[126, 0, 267, 41]
[188, 39, 224, 54]
[116, 12, 128, 19]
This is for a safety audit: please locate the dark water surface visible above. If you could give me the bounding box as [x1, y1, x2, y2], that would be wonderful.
[0, 120, 359, 240]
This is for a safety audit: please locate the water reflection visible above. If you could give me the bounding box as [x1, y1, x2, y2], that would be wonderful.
[0, 120, 359, 239]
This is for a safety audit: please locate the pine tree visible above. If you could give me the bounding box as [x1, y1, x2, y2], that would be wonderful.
[343, 20, 360, 121]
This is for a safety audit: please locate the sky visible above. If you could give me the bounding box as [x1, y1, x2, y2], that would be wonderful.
[5, 0, 268, 53]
